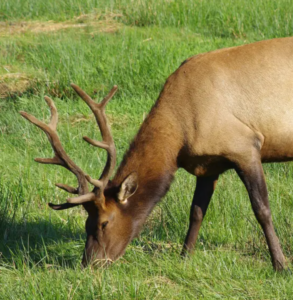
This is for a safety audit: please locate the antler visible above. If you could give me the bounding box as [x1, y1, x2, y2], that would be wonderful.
[20, 96, 91, 209]
[20, 84, 117, 209]
[71, 84, 117, 197]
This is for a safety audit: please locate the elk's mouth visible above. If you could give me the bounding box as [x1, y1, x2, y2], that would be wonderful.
[91, 258, 114, 268]
[81, 253, 114, 268]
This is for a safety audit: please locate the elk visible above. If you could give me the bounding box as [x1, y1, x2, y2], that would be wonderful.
[20, 37, 293, 271]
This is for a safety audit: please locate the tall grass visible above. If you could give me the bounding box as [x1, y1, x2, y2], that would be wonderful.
[119, 0, 293, 38]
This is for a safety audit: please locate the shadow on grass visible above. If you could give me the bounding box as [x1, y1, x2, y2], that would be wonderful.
[0, 216, 85, 268]
[0, 179, 86, 268]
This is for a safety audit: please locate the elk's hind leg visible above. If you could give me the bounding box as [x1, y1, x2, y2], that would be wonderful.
[181, 175, 219, 256]
[235, 154, 285, 271]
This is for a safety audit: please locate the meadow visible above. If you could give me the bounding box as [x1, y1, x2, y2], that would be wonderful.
[1, 0, 293, 298]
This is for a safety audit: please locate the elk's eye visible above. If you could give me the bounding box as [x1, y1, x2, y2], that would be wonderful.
[101, 221, 108, 230]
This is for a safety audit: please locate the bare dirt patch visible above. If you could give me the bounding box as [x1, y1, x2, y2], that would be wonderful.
[0, 13, 123, 36]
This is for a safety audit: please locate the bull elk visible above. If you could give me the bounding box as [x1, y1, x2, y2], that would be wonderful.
[20, 37, 293, 270]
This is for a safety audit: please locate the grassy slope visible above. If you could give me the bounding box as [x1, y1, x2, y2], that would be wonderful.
[1, 0, 293, 299]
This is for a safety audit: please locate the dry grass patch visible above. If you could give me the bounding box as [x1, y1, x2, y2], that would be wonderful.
[0, 72, 36, 99]
[67, 113, 132, 130]
[0, 13, 123, 36]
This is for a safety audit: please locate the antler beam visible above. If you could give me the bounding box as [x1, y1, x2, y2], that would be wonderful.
[71, 84, 117, 195]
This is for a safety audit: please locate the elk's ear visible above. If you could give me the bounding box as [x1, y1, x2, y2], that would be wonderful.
[118, 172, 138, 203]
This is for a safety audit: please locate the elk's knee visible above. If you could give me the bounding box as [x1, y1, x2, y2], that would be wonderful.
[191, 205, 203, 223]
[253, 204, 271, 225]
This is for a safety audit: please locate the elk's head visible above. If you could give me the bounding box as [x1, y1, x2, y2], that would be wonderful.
[20, 84, 138, 266]
[80, 171, 138, 266]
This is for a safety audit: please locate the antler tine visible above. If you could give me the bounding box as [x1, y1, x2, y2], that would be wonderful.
[20, 96, 93, 208]
[44, 96, 58, 130]
[67, 192, 96, 204]
[71, 84, 117, 192]
[55, 183, 79, 194]
[100, 85, 118, 108]
[48, 202, 79, 210]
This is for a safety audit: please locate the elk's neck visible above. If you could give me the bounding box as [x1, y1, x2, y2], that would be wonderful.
[112, 104, 182, 226]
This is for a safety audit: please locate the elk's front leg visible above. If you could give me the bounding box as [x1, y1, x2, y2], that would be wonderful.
[181, 175, 218, 256]
[236, 156, 286, 271]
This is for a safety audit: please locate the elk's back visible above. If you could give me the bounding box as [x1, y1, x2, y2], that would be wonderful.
[159, 37, 293, 169]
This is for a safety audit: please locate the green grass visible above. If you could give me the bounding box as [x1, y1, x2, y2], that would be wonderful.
[1, 0, 292, 38]
[1, 0, 293, 299]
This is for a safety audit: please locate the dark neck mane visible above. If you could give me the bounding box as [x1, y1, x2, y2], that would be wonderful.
[112, 102, 182, 226]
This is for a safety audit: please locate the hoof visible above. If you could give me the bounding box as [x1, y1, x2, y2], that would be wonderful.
[273, 256, 286, 272]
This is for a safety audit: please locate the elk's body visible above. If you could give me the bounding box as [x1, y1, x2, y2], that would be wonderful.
[21, 37, 293, 270]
